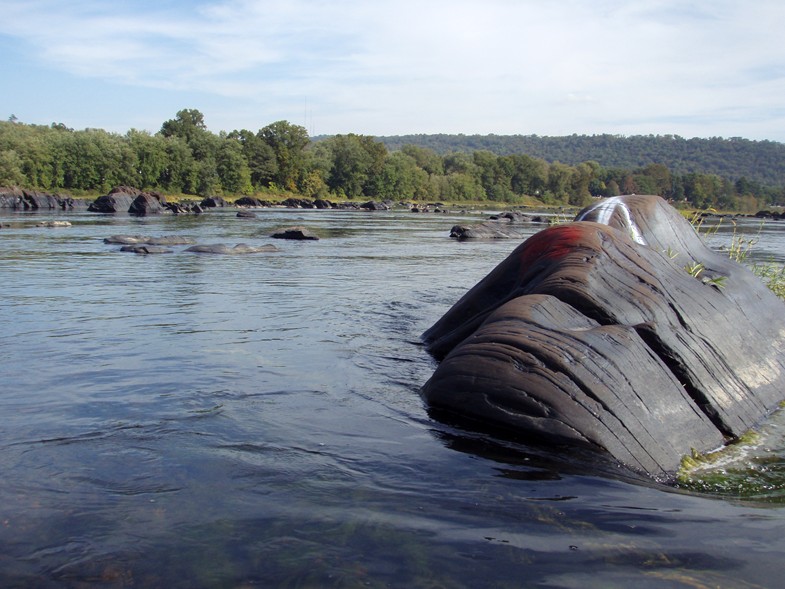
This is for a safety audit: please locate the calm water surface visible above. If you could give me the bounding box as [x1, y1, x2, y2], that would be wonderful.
[2, 206, 785, 588]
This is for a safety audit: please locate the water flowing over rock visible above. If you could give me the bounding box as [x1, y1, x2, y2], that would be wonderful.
[421, 195, 785, 481]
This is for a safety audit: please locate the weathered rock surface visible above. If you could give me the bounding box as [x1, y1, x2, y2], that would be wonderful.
[88, 191, 137, 213]
[184, 243, 279, 254]
[0, 187, 89, 210]
[129, 193, 167, 215]
[0, 186, 24, 208]
[422, 195, 785, 480]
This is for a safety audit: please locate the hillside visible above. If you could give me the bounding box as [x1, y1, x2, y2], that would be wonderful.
[373, 134, 785, 188]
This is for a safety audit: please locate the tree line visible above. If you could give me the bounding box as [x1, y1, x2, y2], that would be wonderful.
[1, 109, 782, 211]
[376, 133, 785, 189]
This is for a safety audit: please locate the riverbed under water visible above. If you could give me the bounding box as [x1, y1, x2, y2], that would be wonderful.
[2, 205, 785, 588]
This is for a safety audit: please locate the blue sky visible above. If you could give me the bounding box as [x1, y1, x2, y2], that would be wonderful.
[1, 0, 784, 141]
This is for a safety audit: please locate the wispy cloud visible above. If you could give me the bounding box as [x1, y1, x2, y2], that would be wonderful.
[1, 0, 784, 140]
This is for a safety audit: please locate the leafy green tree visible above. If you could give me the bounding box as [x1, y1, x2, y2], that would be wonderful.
[401, 145, 444, 176]
[569, 162, 594, 206]
[160, 109, 208, 144]
[128, 129, 169, 189]
[160, 136, 199, 193]
[376, 152, 430, 200]
[641, 163, 673, 197]
[443, 172, 486, 201]
[216, 138, 252, 194]
[258, 120, 310, 192]
[507, 154, 548, 197]
[320, 134, 387, 198]
[546, 162, 573, 202]
[323, 134, 373, 198]
[227, 129, 278, 189]
[473, 150, 515, 201]
[0, 149, 25, 185]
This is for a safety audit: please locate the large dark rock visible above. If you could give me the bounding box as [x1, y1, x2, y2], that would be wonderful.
[450, 211, 545, 240]
[129, 192, 167, 216]
[21, 190, 60, 210]
[89, 191, 137, 213]
[450, 222, 531, 240]
[271, 226, 319, 240]
[235, 196, 271, 207]
[421, 195, 785, 480]
[0, 186, 24, 208]
[201, 196, 229, 208]
[360, 201, 390, 211]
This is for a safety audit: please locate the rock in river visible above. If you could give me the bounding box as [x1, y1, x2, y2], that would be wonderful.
[184, 243, 279, 254]
[421, 195, 785, 481]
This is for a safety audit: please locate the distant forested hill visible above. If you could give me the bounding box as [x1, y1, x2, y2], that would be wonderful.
[373, 134, 785, 188]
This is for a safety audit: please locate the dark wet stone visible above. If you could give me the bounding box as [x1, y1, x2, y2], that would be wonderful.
[422, 195, 785, 480]
[270, 226, 319, 240]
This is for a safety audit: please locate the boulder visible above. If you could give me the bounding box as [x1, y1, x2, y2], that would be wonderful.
[0, 186, 24, 208]
[235, 196, 270, 207]
[450, 222, 531, 240]
[22, 190, 60, 210]
[281, 197, 315, 208]
[119, 245, 173, 254]
[271, 226, 319, 240]
[422, 195, 785, 480]
[129, 193, 167, 216]
[89, 192, 136, 213]
[184, 243, 279, 254]
[201, 196, 229, 208]
[450, 211, 545, 240]
[104, 235, 195, 246]
[360, 201, 390, 211]
[313, 199, 335, 209]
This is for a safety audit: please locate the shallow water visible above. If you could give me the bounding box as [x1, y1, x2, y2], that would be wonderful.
[2, 206, 785, 588]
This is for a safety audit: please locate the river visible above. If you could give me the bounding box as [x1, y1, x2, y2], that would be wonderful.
[2, 204, 785, 588]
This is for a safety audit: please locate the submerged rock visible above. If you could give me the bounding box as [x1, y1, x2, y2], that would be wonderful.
[120, 245, 173, 254]
[36, 220, 72, 227]
[422, 195, 785, 481]
[104, 235, 195, 246]
[450, 211, 545, 240]
[184, 243, 279, 254]
[450, 222, 531, 240]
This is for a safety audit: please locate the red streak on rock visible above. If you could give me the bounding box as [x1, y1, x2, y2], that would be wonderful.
[518, 225, 587, 266]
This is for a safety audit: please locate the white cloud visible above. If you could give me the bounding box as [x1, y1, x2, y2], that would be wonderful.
[1, 0, 784, 139]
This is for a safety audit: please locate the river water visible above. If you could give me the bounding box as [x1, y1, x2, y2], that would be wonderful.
[2, 205, 785, 588]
